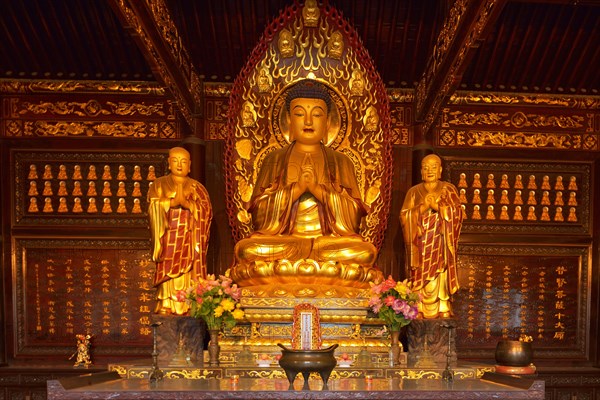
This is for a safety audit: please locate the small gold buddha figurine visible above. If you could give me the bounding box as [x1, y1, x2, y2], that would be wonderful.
[57, 181, 68, 196]
[472, 173, 482, 188]
[554, 206, 564, 222]
[257, 68, 273, 93]
[513, 205, 523, 221]
[43, 164, 53, 180]
[131, 198, 142, 214]
[117, 181, 127, 197]
[486, 189, 495, 204]
[58, 197, 68, 213]
[28, 164, 38, 179]
[87, 198, 98, 213]
[102, 181, 112, 197]
[72, 165, 82, 180]
[568, 191, 577, 206]
[72, 181, 82, 196]
[147, 165, 156, 181]
[42, 181, 53, 196]
[486, 173, 495, 188]
[57, 164, 68, 180]
[540, 206, 550, 221]
[527, 174, 537, 189]
[461, 204, 467, 219]
[28, 197, 39, 213]
[527, 190, 537, 205]
[302, 0, 319, 27]
[499, 205, 509, 220]
[513, 190, 523, 205]
[72, 197, 83, 213]
[541, 191, 551, 206]
[486, 205, 495, 220]
[327, 30, 344, 59]
[499, 174, 509, 189]
[132, 165, 142, 181]
[241, 102, 257, 128]
[43, 197, 53, 213]
[500, 189, 509, 205]
[568, 176, 577, 191]
[349, 69, 365, 96]
[471, 204, 481, 220]
[458, 173, 468, 188]
[513, 174, 523, 189]
[102, 165, 112, 180]
[567, 207, 577, 222]
[526, 206, 537, 221]
[554, 175, 564, 190]
[117, 165, 127, 180]
[459, 188, 467, 203]
[132, 181, 142, 197]
[101, 198, 112, 213]
[117, 198, 127, 213]
[554, 191, 564, 206]
[87, 181, 97, 196]
[278, 28, 294, 57]
[472, 188, 481, 204]
[363, 106, 379, 132]
[28, 181, 38, 196]
[541, 175, 551, 190]
[87, 165, 97, 180]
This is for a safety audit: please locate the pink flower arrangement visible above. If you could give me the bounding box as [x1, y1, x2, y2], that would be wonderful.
[177, 274, 245, 330]
[369, 276, 420, 331]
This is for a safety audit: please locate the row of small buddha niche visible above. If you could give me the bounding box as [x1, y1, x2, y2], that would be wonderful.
[26, 163, 157, 214]
[457, 172, 579, 222]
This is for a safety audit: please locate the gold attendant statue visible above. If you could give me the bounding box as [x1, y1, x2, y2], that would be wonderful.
[232, 80, 381, 293]
[148, 147, 212, 314]
[400, 154, 463, 318]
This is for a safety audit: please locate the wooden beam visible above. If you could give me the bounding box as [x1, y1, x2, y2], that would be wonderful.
[108, 0, 202, 132]
[414, 0, 507, 139]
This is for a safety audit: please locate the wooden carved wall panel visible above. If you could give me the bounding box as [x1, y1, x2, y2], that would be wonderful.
[204, 83, 230, 141]
[13, 151, 167, 227]
[13, 239, 153, 357]
[454, 244, 590, 361]
[444, 160, 591, 235]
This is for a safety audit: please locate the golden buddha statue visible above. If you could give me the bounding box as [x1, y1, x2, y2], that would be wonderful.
[400, 154, 463, 319]
[147, 147, 213, 314]
[231, 80, 381, 295]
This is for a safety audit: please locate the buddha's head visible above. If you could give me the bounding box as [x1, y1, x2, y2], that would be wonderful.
[421, 154, 442, 183]
[168, 147, 191, 178]
[285, 80, 332, 145]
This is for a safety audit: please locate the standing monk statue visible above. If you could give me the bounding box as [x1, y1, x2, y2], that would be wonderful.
[148, 147, 212, 315]
[232, 80, 380, 290]
[400, 154, 463, 318]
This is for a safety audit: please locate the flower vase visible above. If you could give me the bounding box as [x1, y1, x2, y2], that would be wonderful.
[390, 330, 401, 367]
[208, 329, 220, 366]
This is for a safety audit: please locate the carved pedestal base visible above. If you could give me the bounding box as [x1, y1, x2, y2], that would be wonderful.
[151, 315, 206, 364]
[407, 319, 457, 367]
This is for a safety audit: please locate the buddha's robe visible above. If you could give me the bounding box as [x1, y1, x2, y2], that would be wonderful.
[400, 182, 463, 318]
[235, 142, 376, 267]
[148, 175, 212, 314]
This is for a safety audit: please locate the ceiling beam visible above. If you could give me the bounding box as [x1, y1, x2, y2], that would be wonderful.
[108, 0, 202, 132]
[414, 0, 507, 139]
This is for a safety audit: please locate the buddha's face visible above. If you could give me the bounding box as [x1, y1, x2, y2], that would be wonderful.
[168, 149, 191, 177]
[288, 98, 329, 145]
[421, 156, 442, 183]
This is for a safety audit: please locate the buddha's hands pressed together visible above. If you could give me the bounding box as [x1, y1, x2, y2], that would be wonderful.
[170, 184, 191, 209]
[298, 152, 324, 201]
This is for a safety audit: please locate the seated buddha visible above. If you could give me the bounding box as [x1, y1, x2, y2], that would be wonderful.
[231, 80, 382, 294]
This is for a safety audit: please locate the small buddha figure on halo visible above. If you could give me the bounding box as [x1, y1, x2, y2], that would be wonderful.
[278, 29, 294, 57]
[349, 69, 365, 96]
[364, 106, 379, 131]
[232, 81, 380, 291]
[400, 154, 463, 318]
[327, 31, 344, 59]
[302, 0, 319, 27]
[148, 147, 212, 314]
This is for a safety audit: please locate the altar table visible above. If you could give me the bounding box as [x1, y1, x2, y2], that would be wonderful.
[47, 376, 545, 400]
